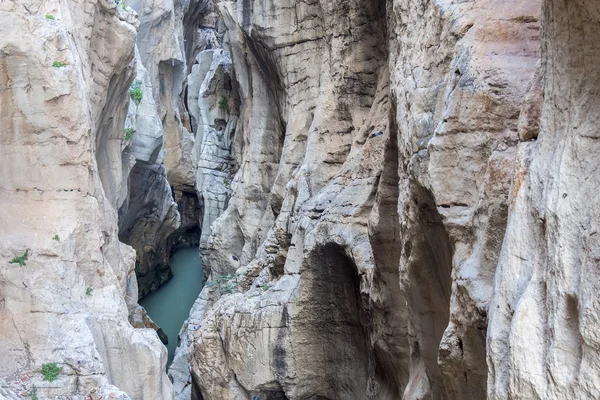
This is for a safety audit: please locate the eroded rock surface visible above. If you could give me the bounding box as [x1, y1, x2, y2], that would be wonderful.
[183, 0, 547, 399]
[488, 1, 600, 398]
[3, 0, 600, 398]
[0, 0, 171, 398]
[118, 52, 181, 298]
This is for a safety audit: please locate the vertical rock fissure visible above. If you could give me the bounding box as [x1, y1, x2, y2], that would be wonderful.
[367, 97, 409, 398]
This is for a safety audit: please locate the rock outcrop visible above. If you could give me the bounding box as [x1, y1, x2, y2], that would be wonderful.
[3, 0, 600, 399]
[389, 1, 541, 398]
[181, 0, 547, 399]
[0, 0, 171, 398]
[488, 1, 600, 398]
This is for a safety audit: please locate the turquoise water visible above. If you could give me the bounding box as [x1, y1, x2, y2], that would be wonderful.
[139, 247, 203, 366]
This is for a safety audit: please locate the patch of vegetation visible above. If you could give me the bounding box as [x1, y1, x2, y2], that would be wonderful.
[86, 287, 93, 296]
[263, 284, 271, 291]
[217, 96, 228, 111]
[52, 61, 66, 68]
[216, 132, 224, 141]
[28, 385, 38, 400]
[41, 363, 62, 382]
[124, 128, 134, 141]
[45, 14, 55, 20]
[223, 177, 231, 186]
[114, 0, 128, 10]
[129, 80, 143, 105]
[9, 250, 29, 266]
[205, 274, 238, 294]
[52, 234, 60, 241]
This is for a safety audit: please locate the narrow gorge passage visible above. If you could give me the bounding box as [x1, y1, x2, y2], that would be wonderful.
[140, 248, 204, 366]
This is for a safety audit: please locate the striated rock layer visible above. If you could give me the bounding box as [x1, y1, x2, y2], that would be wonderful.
[488, 1, 600, 398]
[3, 0, 600, 398]
[0, 0, 171, 398]
[178, 0, 575, 399]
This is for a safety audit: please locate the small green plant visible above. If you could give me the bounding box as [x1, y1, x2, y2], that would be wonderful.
[45, 14, 55, 20]
[216, 132, 224, 141]
[86, 287, 93, 296]
[223, 177, 231, 185]
[124, 128, 134, 141]
[41, 362, 62, 382]
[9, 250, 29, 266]
[28, 385, 38, 400]
[52, 61, 66, 68]
[52, 234, 60, 241]
[206, 274, 237, 294]
[263, 284, 271, 291]
[217, 96, 228, 111]
[115, 0, 128, 10]
[221, 280, 236, 294]
[129, 80, 143, 105]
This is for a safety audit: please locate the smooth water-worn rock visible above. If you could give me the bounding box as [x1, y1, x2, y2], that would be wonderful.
[0, 0, 171, 398]
[189, 48, 237, 269]
[118, 51, 181, 298]
[3, 0, 600, 399]
[488, 1, 600, 398]
[185, 0, 547, 399]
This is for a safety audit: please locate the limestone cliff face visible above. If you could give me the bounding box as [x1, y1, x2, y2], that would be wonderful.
[488, 1, 600, 399]
[2, 0, 600, 399]
[118, 52, 181, 298]
[389, 1, 541, 398]
[181, 0, 562, 399]
[0, 0, 171, 398]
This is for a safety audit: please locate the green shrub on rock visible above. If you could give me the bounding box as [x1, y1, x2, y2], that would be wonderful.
[41, 362, 62, 382]
[9, 249, 29, 266]
[129, 80, 143, 105]
[124, 128, 134, 141]
[218, 96, 228, 111]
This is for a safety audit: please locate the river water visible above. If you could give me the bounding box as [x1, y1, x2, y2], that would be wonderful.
[139, 247, 204, 366]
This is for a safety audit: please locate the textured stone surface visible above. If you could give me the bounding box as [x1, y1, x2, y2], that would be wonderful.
[188, 48, 237, 270]
[389, 1, 541, 398]
[118, 52, 180, 299]
[121, 0, 217, 298]
[4, 0, 600, 399]
[186, 0, 546, 399]
[189, 0, 394, 398]
[488, 1, 600, 398]
[0, 0, 172, 398]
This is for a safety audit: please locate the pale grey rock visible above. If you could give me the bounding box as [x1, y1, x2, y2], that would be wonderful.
[189, 0, 546, 399]
[5, 0, 600, 400]
[189, 49, 237, 260]
[487, 1, 600, 398]
[0, 0, 172, 398]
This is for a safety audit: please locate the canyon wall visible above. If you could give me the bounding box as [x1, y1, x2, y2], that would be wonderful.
[182, 0, 543, 399]
[182, 0, 595, 399]
[488, 0, 600, 398]
[0, 0, 171, 398]
[2, 0, 600, 399]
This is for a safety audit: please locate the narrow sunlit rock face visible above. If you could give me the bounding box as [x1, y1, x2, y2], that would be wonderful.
[488, 1, 600, 399]
[0, 0, 171, 398]
[2, 0, 600, 399]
